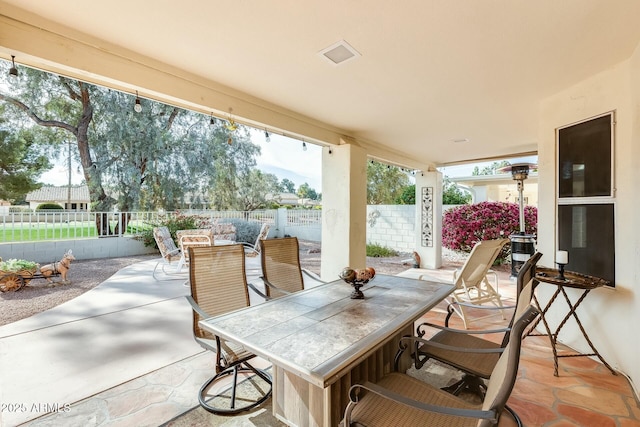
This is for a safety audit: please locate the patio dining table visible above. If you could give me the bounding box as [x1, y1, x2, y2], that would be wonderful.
[199, 274, 454, 427]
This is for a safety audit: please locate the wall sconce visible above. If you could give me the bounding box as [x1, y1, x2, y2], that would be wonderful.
[9, 55, 18, 77]
[134, 91, 142, 113]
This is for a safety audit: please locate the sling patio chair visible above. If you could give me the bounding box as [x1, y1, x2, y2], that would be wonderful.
[341, 304, 540, 427]
[248, 236, 325, 300]
[151, 226, 185, 280]
[241, 223, 270, 257]
[185, 244, 272, 414]
[410, 253, 542, 404]
[420, 238, 510, 329]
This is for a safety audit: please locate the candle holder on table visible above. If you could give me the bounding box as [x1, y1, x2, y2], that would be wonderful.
[555, 250, 569, 281]
[340, 267, 376, 299]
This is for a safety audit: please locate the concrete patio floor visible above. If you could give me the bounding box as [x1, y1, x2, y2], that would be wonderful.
[1, 256, 637, 426]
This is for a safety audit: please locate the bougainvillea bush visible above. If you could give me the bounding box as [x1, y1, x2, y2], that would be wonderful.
[442, 201, 537, 256]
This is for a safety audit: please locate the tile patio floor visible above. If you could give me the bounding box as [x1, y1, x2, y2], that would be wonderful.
[4, 257, 638, 427]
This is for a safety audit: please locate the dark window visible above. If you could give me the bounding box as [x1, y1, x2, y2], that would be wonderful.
[557, 204, 615, 284]
[558, 115, 612, 197]
[557, 113, 615, 286]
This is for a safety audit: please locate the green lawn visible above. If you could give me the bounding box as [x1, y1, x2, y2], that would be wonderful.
[0, 221, 148, 242]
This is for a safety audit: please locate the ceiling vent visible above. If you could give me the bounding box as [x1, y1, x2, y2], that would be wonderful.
[319, 40, 361, 65]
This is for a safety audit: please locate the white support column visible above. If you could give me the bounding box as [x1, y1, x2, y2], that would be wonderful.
[414, 171, 443, 269]
[320, 144, 368, 280]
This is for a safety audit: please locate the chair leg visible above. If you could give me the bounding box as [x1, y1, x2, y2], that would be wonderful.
[442, 373, 486, 398]
[199, 362, 272, 415]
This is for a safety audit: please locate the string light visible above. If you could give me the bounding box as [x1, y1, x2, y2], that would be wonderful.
[209, 113, 216, 126]
[302, 141, 307, 151]
[134, 91, 142, 113]
[265, 130, 270, 142]
[8, 55, 18, 77]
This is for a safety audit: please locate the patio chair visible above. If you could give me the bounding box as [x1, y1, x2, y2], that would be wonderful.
[409, 253, 542, 409]
[241, 223, 270, 257]
[248, 236, 324, 300]
[342, 303, 540, 427]
[176, 229, 214, 272]
[421, 238, 510, 329]
[151, 226, 184, 280]
[185, 244, 272, 414]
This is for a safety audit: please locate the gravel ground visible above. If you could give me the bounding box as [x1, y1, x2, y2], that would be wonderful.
[0, 241, 472, 327]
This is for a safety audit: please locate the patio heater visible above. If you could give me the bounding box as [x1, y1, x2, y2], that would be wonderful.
[499, 163, 537, 277]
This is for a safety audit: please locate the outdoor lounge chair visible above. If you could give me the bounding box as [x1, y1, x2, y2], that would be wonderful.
[176, 229, 214, 272]
[185, 244, 272, 414]
[342, 303, 540, 427]
[410, 253, 542, 408]
[151, 226, 184, 280]
[248, 236, 324, 300]
[421, 238, 510, 329]
[241, 223, 270, 257]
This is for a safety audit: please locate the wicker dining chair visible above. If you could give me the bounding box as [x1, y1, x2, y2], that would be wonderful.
[249, 236, 324, 300]
[186, 244, 272, 414]
[410, 253, 541, 399]
[342, 303, 540, 427]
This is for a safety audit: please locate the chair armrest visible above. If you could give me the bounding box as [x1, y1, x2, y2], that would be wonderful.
[260, 277, 293, 297]
[247, 282, 270, 300]
[417, 321, 510, 337]
[399, 335, 505, 355]
[185, 295, 210, 318]
[344, 381, 497, 425]
[302, 269, 326, 283]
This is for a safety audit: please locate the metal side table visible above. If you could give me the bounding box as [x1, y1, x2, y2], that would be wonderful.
[528, 266, 616, 376]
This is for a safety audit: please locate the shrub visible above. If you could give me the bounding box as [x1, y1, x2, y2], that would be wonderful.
[442, 201, 537, 259]
[366, 243, 398, 257]
[225, 219, 262, 244]
[36, 203, 63, 211]
[137, 212, 209, 249]
[136, 213, 265, 250]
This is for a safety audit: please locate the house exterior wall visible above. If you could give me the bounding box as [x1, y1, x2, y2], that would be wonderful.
[537, 43, 640, 394]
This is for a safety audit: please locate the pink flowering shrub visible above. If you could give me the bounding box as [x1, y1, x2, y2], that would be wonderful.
[443, 202, 537, 255]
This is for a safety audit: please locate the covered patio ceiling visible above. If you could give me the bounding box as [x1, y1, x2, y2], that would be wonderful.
[1, 1, 640, 169]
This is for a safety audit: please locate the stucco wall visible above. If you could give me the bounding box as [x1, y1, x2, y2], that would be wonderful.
[537, 42, 640, 395]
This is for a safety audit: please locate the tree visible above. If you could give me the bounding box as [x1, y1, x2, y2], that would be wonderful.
[367, 161, 410, 204]
[396, 184, 415, 204]
[279, 178, 296, 193]
[443, 177, 472, 204]
[0, 61, 261, 230]
[234, 170, 280, 211]
[472, 160, 510, 176]
[297, 182, 318, 200]
[0, 119, 51, 202]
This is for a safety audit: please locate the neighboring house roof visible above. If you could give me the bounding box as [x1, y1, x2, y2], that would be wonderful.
[266, 192, 300, 205]
[450, 172, 538, 187]
[26, 185, 90, 202]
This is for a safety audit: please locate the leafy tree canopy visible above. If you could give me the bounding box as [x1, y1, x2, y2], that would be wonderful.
[443, 177, 472, 205]
[367, 161, 410, 204]
[471, 160, 511, 176]
[297, 182, 319, 200]
[0, 110, 51, 202]
[278, 178, 296, 193]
